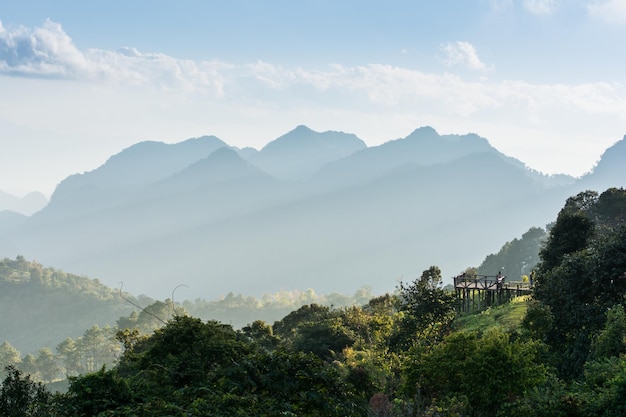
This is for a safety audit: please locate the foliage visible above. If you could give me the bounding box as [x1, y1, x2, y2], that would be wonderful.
[0, 256, 137, 355]
[60, 368, 134, 416]
[591, 304, 626, 360]
[59, 315, 366, 416]
[477, 227, 546, 280]
[391, 266, 456, 350]
[0, 365, 54, 417]
[532, 188, 626, 379]
[183, 286, 375, 329]
[0, 342, 21, 379]
[404, 327, 548, 417]
[2, 187, 626, 415]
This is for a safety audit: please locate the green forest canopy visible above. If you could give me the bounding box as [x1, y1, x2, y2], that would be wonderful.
[2, 187, 626, 416]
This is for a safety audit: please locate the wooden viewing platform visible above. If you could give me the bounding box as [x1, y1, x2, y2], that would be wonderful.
[454, 273, 532, 312]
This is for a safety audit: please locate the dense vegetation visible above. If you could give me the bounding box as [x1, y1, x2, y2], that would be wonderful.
[0, 257, 137, 354]
[0, 258, 379, 383]
[1, 187, 626, 416]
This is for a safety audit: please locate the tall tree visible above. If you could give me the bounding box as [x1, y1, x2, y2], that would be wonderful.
[530, 188, 626, 378]
[0, 366, 53, 417]
[391, 266, 456, 350]
[0, 342, 21, 378]
[56, 338, 80, 377]
[34, 348, 59, 384]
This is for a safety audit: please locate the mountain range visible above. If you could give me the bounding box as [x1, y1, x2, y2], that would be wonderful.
[1, 125, 625, 300]
[0, 191, 48, 216]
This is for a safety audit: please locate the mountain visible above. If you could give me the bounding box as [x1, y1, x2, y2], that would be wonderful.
[310, 126, 564, 190]
[0, 126, 623, 300]
[248, 125, 367, 180]
[0, 191, 48, 216]
[578, 136, 626, 191]
[43, 135, 228, 218]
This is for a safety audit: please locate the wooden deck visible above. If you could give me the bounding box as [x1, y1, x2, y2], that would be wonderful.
[454, 274, 532, 292]
[454, 274, 532, 312]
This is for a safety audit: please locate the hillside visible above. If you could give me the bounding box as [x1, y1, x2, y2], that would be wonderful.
[454, 295, 530, 333]
[0, 256, 139, 354]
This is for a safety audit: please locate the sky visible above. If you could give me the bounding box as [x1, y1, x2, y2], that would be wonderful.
[1, 0, 626, 196]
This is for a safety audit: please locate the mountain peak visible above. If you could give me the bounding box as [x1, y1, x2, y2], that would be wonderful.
[582, 136, 626, 189]
[0, 190, 48, 216]
[292, 124, 314, 133]
[208, 146, 240, 159]
[251, 126, 367, 180]
[406, 126, 439, 139]
[167, 146, 268, 185]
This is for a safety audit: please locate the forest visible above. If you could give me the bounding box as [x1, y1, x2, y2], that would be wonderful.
[1, 187, 626, 416]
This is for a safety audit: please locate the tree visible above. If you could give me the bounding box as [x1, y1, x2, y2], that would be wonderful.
[272, 303, 332, 341]
[0, 365, 53, 417]
[74, 325, 118, 374]
[34, 348, 59, 383]
[56, 338, 80, 377]
[590, 187, 626, 232]
[19, 354, 38, 381]
[291, 317, 356, 359]
[118, 316, 252, 389]
[591, 304, 626, 360]
[531, 188, 626, 379]
[538, 210, 594, 273]
[59, 367, 134, 417]
[199, 350, 365, 417]
[241, 320, 279, 351]
[404, 328, 548, 417]
[0, 342, 21, 378]
[391, 266, 456, 350]
[477, 227, 546, 279]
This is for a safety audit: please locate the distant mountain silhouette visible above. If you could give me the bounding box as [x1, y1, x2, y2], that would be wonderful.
[248, 125, 366, 180]
[0, 126, 623, 299]
[163, 147, 270, 187]
[310, 126, 558, 190]
[0, 191, 48, 216]
[578, 136, 626, 191]
[44, 136, 228, 217]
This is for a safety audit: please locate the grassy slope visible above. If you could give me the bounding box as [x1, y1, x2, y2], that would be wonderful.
[452, 295, 530, 333]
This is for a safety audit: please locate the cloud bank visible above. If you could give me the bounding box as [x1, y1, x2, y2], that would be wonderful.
[1, 18, 625, 191]
[0, 19, 228, 96]
[3, 20, 620, 121]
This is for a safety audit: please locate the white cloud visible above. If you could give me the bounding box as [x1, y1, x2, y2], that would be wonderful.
[523, 0, 560, 16]
[440, 41, 489, 71]
[1, 19, 626, 190]
[588, 0, 626, 24]
[0, 19, 88, 77]
[0, 19, 229, 96]
[1, 22, 624, 129]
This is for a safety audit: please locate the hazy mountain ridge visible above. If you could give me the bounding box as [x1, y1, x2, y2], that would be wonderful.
[578, 135, 626, 190]
[41, 136, 229, 217]
[0, 126, 623, 299]
[310, 126, 570, 190]
[0, 191, 48, 216]
[249, 125, 367, 181]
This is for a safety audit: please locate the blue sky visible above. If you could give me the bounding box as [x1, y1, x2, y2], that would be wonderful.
[1, 0, 626, 195]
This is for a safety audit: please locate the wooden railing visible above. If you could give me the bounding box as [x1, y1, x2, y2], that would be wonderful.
[453, 274, 532, 292]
